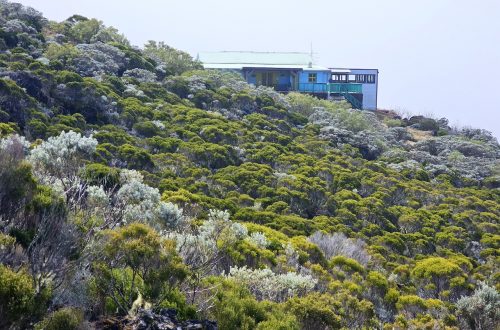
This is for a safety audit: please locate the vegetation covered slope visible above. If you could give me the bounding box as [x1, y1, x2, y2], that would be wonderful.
[0, 1, 499, 329]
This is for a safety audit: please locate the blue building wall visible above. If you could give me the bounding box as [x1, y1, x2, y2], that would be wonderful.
[297, 70, 330, 93]
[278, 72, 292, 86]
[349, 69, 378, 110]
[245, 71, 255, 85]
[298, 70, 330, 84]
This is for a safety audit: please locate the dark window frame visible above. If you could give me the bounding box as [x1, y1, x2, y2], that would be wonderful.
[331, 74, 348, 82]
[356, 74, 366, 83]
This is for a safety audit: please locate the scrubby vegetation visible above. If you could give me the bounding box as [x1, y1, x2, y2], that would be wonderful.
[0, 1, 499, 329]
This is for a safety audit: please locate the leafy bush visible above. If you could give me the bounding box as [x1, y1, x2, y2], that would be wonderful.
[411, 257, 466, 299]
[35, 307, 83, 330]
[92, 223, 188, 314]
[286, 293, 342, 330]
[144, 41, 202, 76]
[0, 265, 36, 328]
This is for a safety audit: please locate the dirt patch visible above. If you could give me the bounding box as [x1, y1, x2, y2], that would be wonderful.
[407, 127, 434, 142]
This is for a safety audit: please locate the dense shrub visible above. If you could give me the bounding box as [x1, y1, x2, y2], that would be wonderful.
[0, 265, 36, 328]
[92, 223, 188, 314]
[35, 307, 84, 330]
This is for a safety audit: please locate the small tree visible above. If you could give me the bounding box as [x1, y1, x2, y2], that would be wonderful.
[411, 257, 466, 299]
[92, 223, 188, 315]
[144, 41, 202, 76]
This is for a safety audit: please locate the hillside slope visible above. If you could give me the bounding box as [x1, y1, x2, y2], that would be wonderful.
[0, 1, 499, 329]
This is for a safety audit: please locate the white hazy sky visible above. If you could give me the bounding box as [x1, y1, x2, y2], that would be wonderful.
[14, 0, 500, 138]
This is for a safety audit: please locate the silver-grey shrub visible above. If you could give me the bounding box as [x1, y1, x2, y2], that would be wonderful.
[72, 42, 127, 77]
[456, 283, 500, 330]
[28, 130, 97, 196]
[308, 231, 371, 266]
[226, 266, 317, 302]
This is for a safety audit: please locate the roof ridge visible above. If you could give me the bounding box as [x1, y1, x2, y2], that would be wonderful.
[200, 51, 310, 54]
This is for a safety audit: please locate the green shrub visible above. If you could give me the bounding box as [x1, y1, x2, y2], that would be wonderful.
[83, 163, 120, 188]
[92, 223, 188, 315]
[366, 271, 388, 292]
[286, 292, 341, 330]
[0, 265, 36, 328]
[35, 307, 83, 330]
[330, 256, 365, 273]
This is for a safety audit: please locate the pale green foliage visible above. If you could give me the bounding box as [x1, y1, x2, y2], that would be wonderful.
[1, 1, 499, 326]
[144, 40, 202, 75]
[227, 266, 317, 302]
[448, 150, 466, 162]
[413, 257, 462, 276]
[411, 257, 467, 300]
[151, 120, 165, 130]
[412, 257, 463, 282]
[0, 233, 16, 250]
[394, 295, 446, 324]
[182, 69, 245, 89]
[286, 91, 349, 117]
[43, 43, 80, 62]
[287, 92, 374, 133]
[68, 18, 128, 44]
[92, 223, 187, 314]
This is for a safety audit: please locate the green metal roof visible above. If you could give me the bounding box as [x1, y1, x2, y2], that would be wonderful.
[198, 51, 332, 71]
[198, 51, 314, 66]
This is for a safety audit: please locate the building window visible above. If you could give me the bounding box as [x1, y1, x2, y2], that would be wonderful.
[332, 74, 348, 82]
[356, 74, 366, 83]
[366, 74, 376, 83]
[308, 73, 317, 83]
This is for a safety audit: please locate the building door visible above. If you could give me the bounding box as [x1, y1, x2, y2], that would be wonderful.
[256, 72, 275, 87]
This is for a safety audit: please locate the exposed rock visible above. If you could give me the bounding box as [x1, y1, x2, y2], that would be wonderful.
[95, 308, 217, 330]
